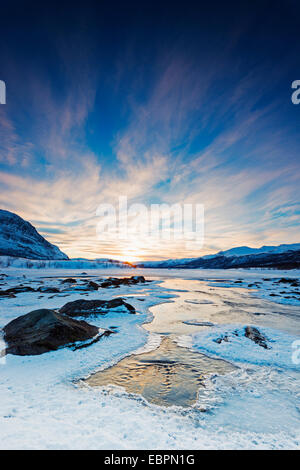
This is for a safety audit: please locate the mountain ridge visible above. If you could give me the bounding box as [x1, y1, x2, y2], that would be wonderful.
[0, 209, 68, 260]
[1, 209, 299, 269]
[136, 243, 300, 269]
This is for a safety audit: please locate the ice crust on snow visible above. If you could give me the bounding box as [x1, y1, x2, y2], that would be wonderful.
[177, 324, 300, 369]
[0, 268, 299, 449]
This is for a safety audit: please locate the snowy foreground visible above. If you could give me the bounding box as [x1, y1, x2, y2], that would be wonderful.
[0, 267, 299, 449]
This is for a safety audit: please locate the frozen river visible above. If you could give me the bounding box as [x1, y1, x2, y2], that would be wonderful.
[0, 267, 299, 449]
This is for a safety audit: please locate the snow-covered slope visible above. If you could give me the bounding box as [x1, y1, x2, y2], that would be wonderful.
[0, 210, 68, 260]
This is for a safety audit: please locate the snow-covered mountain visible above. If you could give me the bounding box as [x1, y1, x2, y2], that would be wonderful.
[212, 243, 300, 258]
[137, 243, 300, 269]
[1, 209, 299, 270]
[0, 210, 68, 260]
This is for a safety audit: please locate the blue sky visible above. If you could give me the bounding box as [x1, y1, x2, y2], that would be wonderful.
[0, 1, 299, 261]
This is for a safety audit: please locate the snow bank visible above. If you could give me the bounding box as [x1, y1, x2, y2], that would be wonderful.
[0, 272, 299, 449]
[0, 256, 131, 269]
[178, 324, 300, 369]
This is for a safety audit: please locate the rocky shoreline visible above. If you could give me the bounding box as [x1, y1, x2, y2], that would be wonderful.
[0, 276, 148, 356]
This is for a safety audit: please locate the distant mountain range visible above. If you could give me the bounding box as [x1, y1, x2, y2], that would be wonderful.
[0, 209, 299, 269]
[204, 244, 300, 258]
[136, 244, 300, 270]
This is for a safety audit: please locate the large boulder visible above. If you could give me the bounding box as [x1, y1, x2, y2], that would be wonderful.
[3, 309, 100, 356]
[60, 298, 136, 317]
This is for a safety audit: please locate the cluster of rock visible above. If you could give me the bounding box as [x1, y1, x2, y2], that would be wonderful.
[0, 285, 62, 298]
[211, 277, 300, 301]
[1, 297, 137, 357]
[0, 285, 36, 298]
[60, 275, 147, 289]
[99, 276, 146, 288]
[276, 278, 299, 287]
[215, 326, 270, 349]
[0, 275, 148, 298]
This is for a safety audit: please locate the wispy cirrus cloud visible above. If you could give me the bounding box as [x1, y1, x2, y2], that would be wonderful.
[0, 18, 299, 260]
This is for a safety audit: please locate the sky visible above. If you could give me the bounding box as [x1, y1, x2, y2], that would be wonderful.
[0, 1, 299, 262]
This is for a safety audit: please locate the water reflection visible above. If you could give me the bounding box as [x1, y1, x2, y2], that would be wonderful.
[86, 277, 300, 408]
[86, 337, 234, 407]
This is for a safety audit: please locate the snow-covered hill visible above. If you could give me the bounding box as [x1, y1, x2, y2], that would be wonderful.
[0, 210, 68, 260]
[214, 243, 300, 258]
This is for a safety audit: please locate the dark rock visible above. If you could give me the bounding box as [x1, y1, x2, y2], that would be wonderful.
[60, 297, 136, 317]
[214, 335, 229, 344]
[0, 290, 16, 298]
[86, 281, 99, 290]
[214, 327, 270, 349]
[244, 326, 270, 349]
[37, 287, 60, 293]
[100, 279, 116, 288]
[4, 286, 36, 294]
[131, 276, 146, 283]
[278, 278, 297, 285]
[61, 278, 77, 284]
[3, 309, 99, 356]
